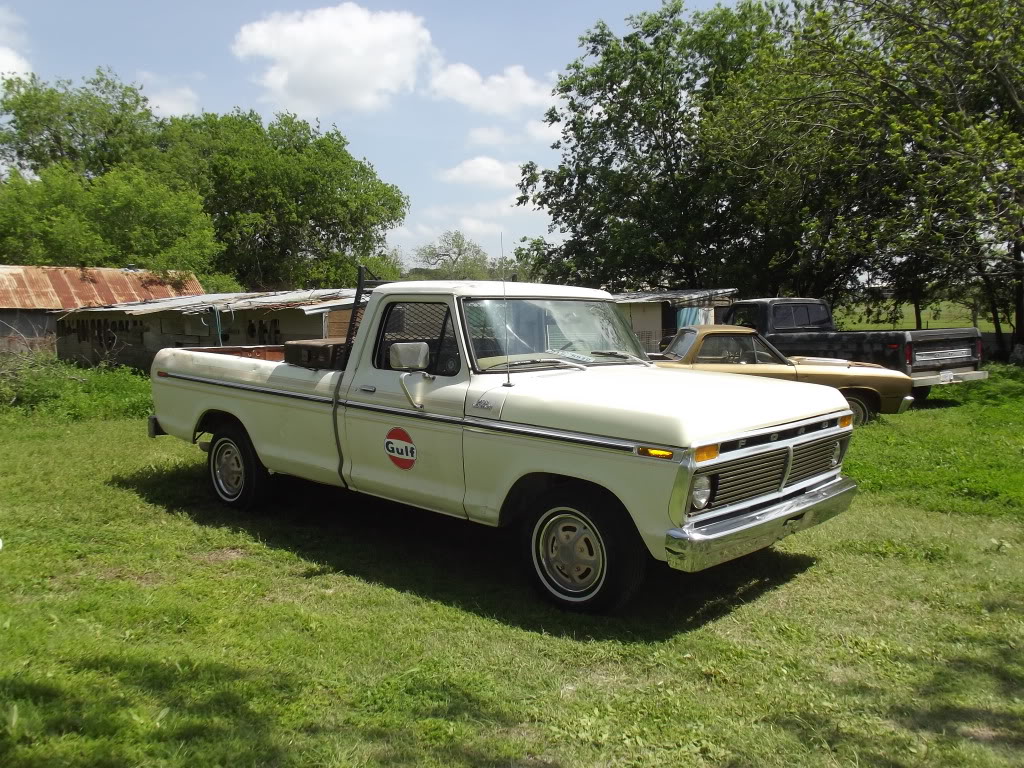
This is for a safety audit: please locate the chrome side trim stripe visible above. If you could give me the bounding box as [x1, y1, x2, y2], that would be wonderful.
[464, 417, 637, 452]
[345, 399, 465, 425]
[161, 371, 643, 451]
[161, 371, 336, 405]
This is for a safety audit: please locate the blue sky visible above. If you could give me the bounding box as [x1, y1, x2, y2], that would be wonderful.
[1, 1, 717, 266]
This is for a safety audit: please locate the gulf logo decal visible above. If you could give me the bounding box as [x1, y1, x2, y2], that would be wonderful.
[385, 427, 416, 470]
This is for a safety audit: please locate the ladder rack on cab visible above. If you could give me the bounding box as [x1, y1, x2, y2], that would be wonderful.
[282, 264, 395, 371]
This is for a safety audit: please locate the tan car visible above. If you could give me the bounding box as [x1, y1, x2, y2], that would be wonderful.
[656, 325, 915, 425]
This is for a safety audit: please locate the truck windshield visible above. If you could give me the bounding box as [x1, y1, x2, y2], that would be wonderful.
[463, 298, 648, 371]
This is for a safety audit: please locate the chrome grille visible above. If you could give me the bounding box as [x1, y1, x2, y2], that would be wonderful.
[786, 436, 841, 487]
[699, 449, 787, 508]
[695, 435, 845, 511]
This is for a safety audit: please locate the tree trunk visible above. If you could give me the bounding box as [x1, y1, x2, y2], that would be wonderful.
[978, 265, 1007, 357]
[1013, 240, 1024, 347]
[913, 297, 923, 329]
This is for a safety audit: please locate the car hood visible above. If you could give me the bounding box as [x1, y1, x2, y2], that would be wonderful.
[476, 364, 849, 448]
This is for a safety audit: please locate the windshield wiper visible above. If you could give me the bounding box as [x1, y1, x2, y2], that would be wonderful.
[482, 357, 588, 372]
[591, 350, 654, 367]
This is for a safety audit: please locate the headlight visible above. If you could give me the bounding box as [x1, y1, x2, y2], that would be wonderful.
[691, 474, 713, 510]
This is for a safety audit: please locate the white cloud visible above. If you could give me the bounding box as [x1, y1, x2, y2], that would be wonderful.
[439, 156, 522, 189]
[421, 195, 519, 222]
[0, 7, 30, 77]
[232, 3, 435, 114]
[525, 119, 559, 145]
[430, 63, 552, 116]
[149, 86, 200, 117]
[139, 72, 200, 116]
[0, 45, 28, 76]
[458, 216, 503, 237]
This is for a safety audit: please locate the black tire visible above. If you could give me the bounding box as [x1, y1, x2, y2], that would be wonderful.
[521, 485, 648, 613]
[207, 424, 269, 511]
[843, 393, 877, 426]
[911, 385, 932, 401]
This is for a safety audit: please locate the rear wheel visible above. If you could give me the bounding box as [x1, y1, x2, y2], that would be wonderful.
[521, 485, 648, 613]
[911, 385, 932, 401]
[843, 393, 877, 426]
[207, 424, 269, 511]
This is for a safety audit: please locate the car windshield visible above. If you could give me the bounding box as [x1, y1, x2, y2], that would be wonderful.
[463, 298, 648, 371]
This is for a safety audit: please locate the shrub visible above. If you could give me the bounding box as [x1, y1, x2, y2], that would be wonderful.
[0, 350, 151, 421]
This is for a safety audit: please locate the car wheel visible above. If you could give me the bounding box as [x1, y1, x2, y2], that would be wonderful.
[911, 385, 931, 401]
[522, 485, 648, 613]
[208, 424, 269, 510]
[844, 393, 876, 426]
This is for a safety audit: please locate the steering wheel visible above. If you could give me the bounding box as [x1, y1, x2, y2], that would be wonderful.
[559, 338, 587, 352]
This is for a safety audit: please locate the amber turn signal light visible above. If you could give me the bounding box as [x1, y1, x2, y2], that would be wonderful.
[637, 447, 674, 460]
[839, 415, 853, 428]
[694, 444, 720, 462]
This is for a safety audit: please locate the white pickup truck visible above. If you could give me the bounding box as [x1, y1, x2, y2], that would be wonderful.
[149, 279, 857, 612]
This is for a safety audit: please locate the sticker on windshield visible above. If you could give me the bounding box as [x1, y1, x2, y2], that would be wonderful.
[385, 427, 416, 470]
[545, 349, 594, 363]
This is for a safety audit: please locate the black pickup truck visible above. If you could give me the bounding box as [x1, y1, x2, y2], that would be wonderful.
[722, 298, 988, 397]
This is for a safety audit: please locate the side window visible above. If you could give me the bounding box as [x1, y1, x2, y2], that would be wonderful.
[750, 337, 786, 364]
[774, 303, 828, 329]
[374, 302, 462, 376]
[729, 304, 759, 328]
[695, 335, 747, 363]
[805, 303, 830, 327]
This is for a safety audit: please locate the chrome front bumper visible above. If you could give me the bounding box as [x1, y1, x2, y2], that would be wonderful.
[664, 476, 857, 572]
[897, 395, 914, 414]
[911, 369, 989, 387]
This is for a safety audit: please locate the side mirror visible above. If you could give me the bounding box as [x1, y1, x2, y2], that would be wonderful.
[390, 342, 430, 371]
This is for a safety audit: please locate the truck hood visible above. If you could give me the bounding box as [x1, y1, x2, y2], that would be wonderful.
[484, 365, 849, 448]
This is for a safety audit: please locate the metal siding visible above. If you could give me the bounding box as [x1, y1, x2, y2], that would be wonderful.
[0, 266, 203, 310]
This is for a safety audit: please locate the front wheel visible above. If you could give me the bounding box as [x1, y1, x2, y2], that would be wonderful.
[207, 424, 269, 511]
[843, 393, 877, 426]
[521, 486, 648, 613]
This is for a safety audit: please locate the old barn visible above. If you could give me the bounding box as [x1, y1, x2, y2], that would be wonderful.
[0, 265, 203, 351]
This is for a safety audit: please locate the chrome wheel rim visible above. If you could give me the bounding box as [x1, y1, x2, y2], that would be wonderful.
[212, 439, 244, 499]
[533, 508, 606, 597]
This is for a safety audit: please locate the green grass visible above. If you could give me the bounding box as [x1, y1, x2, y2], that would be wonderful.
[0, 366, 1022, 766]
[835, 301, 1000, 333]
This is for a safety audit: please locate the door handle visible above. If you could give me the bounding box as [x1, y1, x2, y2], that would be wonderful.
[399, 371, 436, 409]
[359, 385, 376, 393]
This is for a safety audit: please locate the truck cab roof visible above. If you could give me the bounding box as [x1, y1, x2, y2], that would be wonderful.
[373, 280, 611, 300]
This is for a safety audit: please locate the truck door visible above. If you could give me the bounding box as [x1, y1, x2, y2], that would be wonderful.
[344, 298, 469, 517]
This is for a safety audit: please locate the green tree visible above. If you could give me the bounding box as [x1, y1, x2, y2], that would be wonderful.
[0, 68, 160, 176]
[1, 71, 409, 292]
[519, 0, 1024, 346]
[153, 110, 407, 290]
[518, 2, 787, 292]
[800, 0, 1024, 343]
[0, 164, 223, 279]
[413, 230, 490, 279]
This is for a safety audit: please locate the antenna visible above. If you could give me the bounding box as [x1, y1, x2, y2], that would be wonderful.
[501, 232, 512, 388]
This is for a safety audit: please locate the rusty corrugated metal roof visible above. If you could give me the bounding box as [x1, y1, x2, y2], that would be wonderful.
[0, 265, 204, 310]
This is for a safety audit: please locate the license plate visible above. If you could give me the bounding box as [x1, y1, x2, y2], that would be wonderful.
[940, 370, 954, 384]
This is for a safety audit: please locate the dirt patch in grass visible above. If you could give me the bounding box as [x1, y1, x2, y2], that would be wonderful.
[193, 547, 246, 564]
